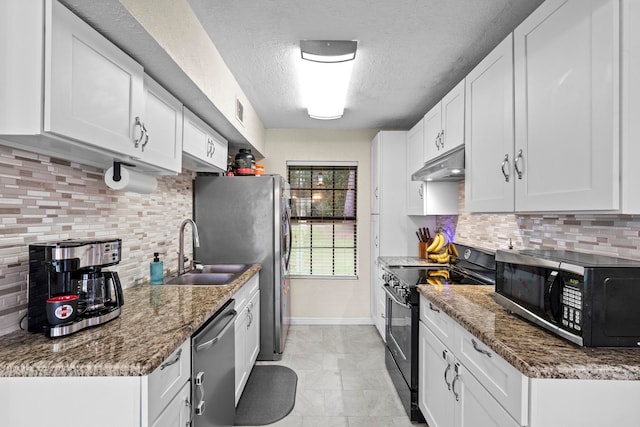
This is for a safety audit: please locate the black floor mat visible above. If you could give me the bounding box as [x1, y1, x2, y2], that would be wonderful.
[234, 365, 298, 426]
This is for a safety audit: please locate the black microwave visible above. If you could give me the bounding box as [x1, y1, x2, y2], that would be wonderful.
[495, 249, 640, 347]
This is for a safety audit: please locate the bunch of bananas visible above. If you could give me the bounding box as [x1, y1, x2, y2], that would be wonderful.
[425, 269, 450, 285]
[425, 232, 458, 264]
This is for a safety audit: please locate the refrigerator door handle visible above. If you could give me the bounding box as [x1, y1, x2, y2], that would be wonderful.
[284, 208, 292, 270]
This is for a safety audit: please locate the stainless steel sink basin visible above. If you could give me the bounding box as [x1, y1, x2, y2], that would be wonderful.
[199, 263, 249, 274]
[164, 263, 251, 286]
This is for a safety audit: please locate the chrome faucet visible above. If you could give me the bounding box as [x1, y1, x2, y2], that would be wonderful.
[178, 218, 201, 275]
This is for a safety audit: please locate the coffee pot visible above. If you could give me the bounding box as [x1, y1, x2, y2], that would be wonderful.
[77, 270, 123, 314]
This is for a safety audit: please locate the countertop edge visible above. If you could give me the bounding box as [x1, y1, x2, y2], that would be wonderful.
[0, 264, 262, 378]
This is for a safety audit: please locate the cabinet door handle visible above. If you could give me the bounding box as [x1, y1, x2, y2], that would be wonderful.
[435, 131, 441, 151]
[442, 350, 452, 391]
[514, 149, 524, 179]
[501, 154, 511, 182]
[141, 122, 149, 152]
[451, 363, 461, 402]
[471, 338, 492, 358]
[160, 348, 182, 370]
[429, 302, 440, 313]
[418, 185, 424, 200]
[133, 117, 145, 148]
[439, 129, 445, 149]
[184, 395, 192, 427]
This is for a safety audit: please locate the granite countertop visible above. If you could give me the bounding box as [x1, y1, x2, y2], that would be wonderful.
[0, 265, 261, 378]
[417, 284, 640, 381]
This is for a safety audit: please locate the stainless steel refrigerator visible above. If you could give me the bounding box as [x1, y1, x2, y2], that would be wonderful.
[194, 174, 291, 361]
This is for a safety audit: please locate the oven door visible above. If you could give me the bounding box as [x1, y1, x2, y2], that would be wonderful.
[383, 284, 412, 383]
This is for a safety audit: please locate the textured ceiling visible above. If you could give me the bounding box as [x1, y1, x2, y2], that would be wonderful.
[186, 0, 544, 130]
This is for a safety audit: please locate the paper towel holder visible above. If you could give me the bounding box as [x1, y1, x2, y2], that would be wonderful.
[111, 161, 135, 182]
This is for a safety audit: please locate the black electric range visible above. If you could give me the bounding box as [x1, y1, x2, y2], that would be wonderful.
[382, 243, 495, 423]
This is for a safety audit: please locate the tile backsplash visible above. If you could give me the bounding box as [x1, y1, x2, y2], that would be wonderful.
[438, 182, 640, 260]
[0, 144, 195, 336]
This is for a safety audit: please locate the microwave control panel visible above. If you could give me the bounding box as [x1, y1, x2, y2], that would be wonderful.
[560, 273, 583, 332]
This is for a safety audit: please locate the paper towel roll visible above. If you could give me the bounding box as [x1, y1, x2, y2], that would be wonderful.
[104, 165, 158, 194]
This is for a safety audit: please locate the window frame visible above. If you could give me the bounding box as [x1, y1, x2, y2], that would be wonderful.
[287, 161, 359, 279]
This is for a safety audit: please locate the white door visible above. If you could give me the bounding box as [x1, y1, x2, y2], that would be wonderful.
[234, 306, 248, 405]
[455, 364, 519, 427]
[140, 75, 183, 173]
[183, 108, 229, 173]
[407, 119, 426, 215]
[370, 214, 380, 327]
[465, 34, 515, 213]
[419, 321, 455, 427]
[246, 291, 261, 368]
[45, 0, 143, 158]
[440, 80, 465, 154]
[151, 382, 191, 427]
[423, 103, 442, 162]
[371, 134, 381, 214]
[514, 0, 619, 211]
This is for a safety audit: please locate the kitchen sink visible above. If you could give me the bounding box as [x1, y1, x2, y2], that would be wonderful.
[164, 263, 251, 286]
[198, 264, 249, 274]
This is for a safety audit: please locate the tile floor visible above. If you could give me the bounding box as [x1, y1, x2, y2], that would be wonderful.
[241, 325, 428, 427]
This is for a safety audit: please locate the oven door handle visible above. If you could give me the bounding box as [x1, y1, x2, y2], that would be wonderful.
[382, 285, 411, 309]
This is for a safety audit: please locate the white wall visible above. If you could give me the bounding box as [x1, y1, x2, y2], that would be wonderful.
[264, 129, 378, 322]
[119, 0, 265, 153]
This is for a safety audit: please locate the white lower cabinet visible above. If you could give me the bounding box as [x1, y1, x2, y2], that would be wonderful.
[145, 340, 191, 425]
[151, 381, 191, 427]
[234, 274, 261, 405]
[0, 338, 191, 427]
[419, 295, 523, 427]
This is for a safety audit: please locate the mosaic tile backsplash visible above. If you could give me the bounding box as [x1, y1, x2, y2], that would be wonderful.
[0, 144, 196, 336]
[438, 182, 640, 260]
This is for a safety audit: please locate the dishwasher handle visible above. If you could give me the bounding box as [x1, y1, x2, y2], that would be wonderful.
[195, 309, 237, 352]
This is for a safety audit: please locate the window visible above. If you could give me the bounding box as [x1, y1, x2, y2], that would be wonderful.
[287, 162, 357, 277]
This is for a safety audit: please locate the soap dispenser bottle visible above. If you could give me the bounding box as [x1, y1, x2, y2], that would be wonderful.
[150, 252, 164, 285]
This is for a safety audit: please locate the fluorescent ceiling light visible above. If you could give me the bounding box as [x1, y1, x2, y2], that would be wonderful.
[299, 40, 357, 120]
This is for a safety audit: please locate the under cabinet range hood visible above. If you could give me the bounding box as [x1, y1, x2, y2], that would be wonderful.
[411, 145, 465, 181]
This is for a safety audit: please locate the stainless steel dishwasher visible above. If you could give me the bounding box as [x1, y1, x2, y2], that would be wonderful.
[192, 299, 237, 427]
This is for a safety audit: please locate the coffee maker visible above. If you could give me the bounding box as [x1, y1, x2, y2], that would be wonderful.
[28, 238, 124, 338]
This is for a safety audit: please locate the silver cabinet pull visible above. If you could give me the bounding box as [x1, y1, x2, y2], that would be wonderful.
[206, 138, 215, 158]
[439, 129, 445, 149]
[442, 350, 452, 391]
[451, 363, 461, 402]
[183, 395, 192, 427]
[514, 149, 524, 179]
[501, 154, 511, 182]
[160, 348, 182, 370]
[141, 121, 149, 152]
[133, 117, 145, 148]
[435, 131, 442, 150]
[471, 338, 492, 358]
[429, 302, 440, 313]
[418, 185, 423, 199]
[195, 371, 206, 416]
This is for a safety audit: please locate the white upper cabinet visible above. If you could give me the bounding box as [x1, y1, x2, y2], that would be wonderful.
[182, 108, 229, 173]
[45, 0, 144, 160]
[465, 35, 515, 213]
[424, 80, 465, 163]
[513, 0, 619, 211]
[407, 119, 426, 215]
[141, 75, 183, 173]
[0, 0, 184, 175]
